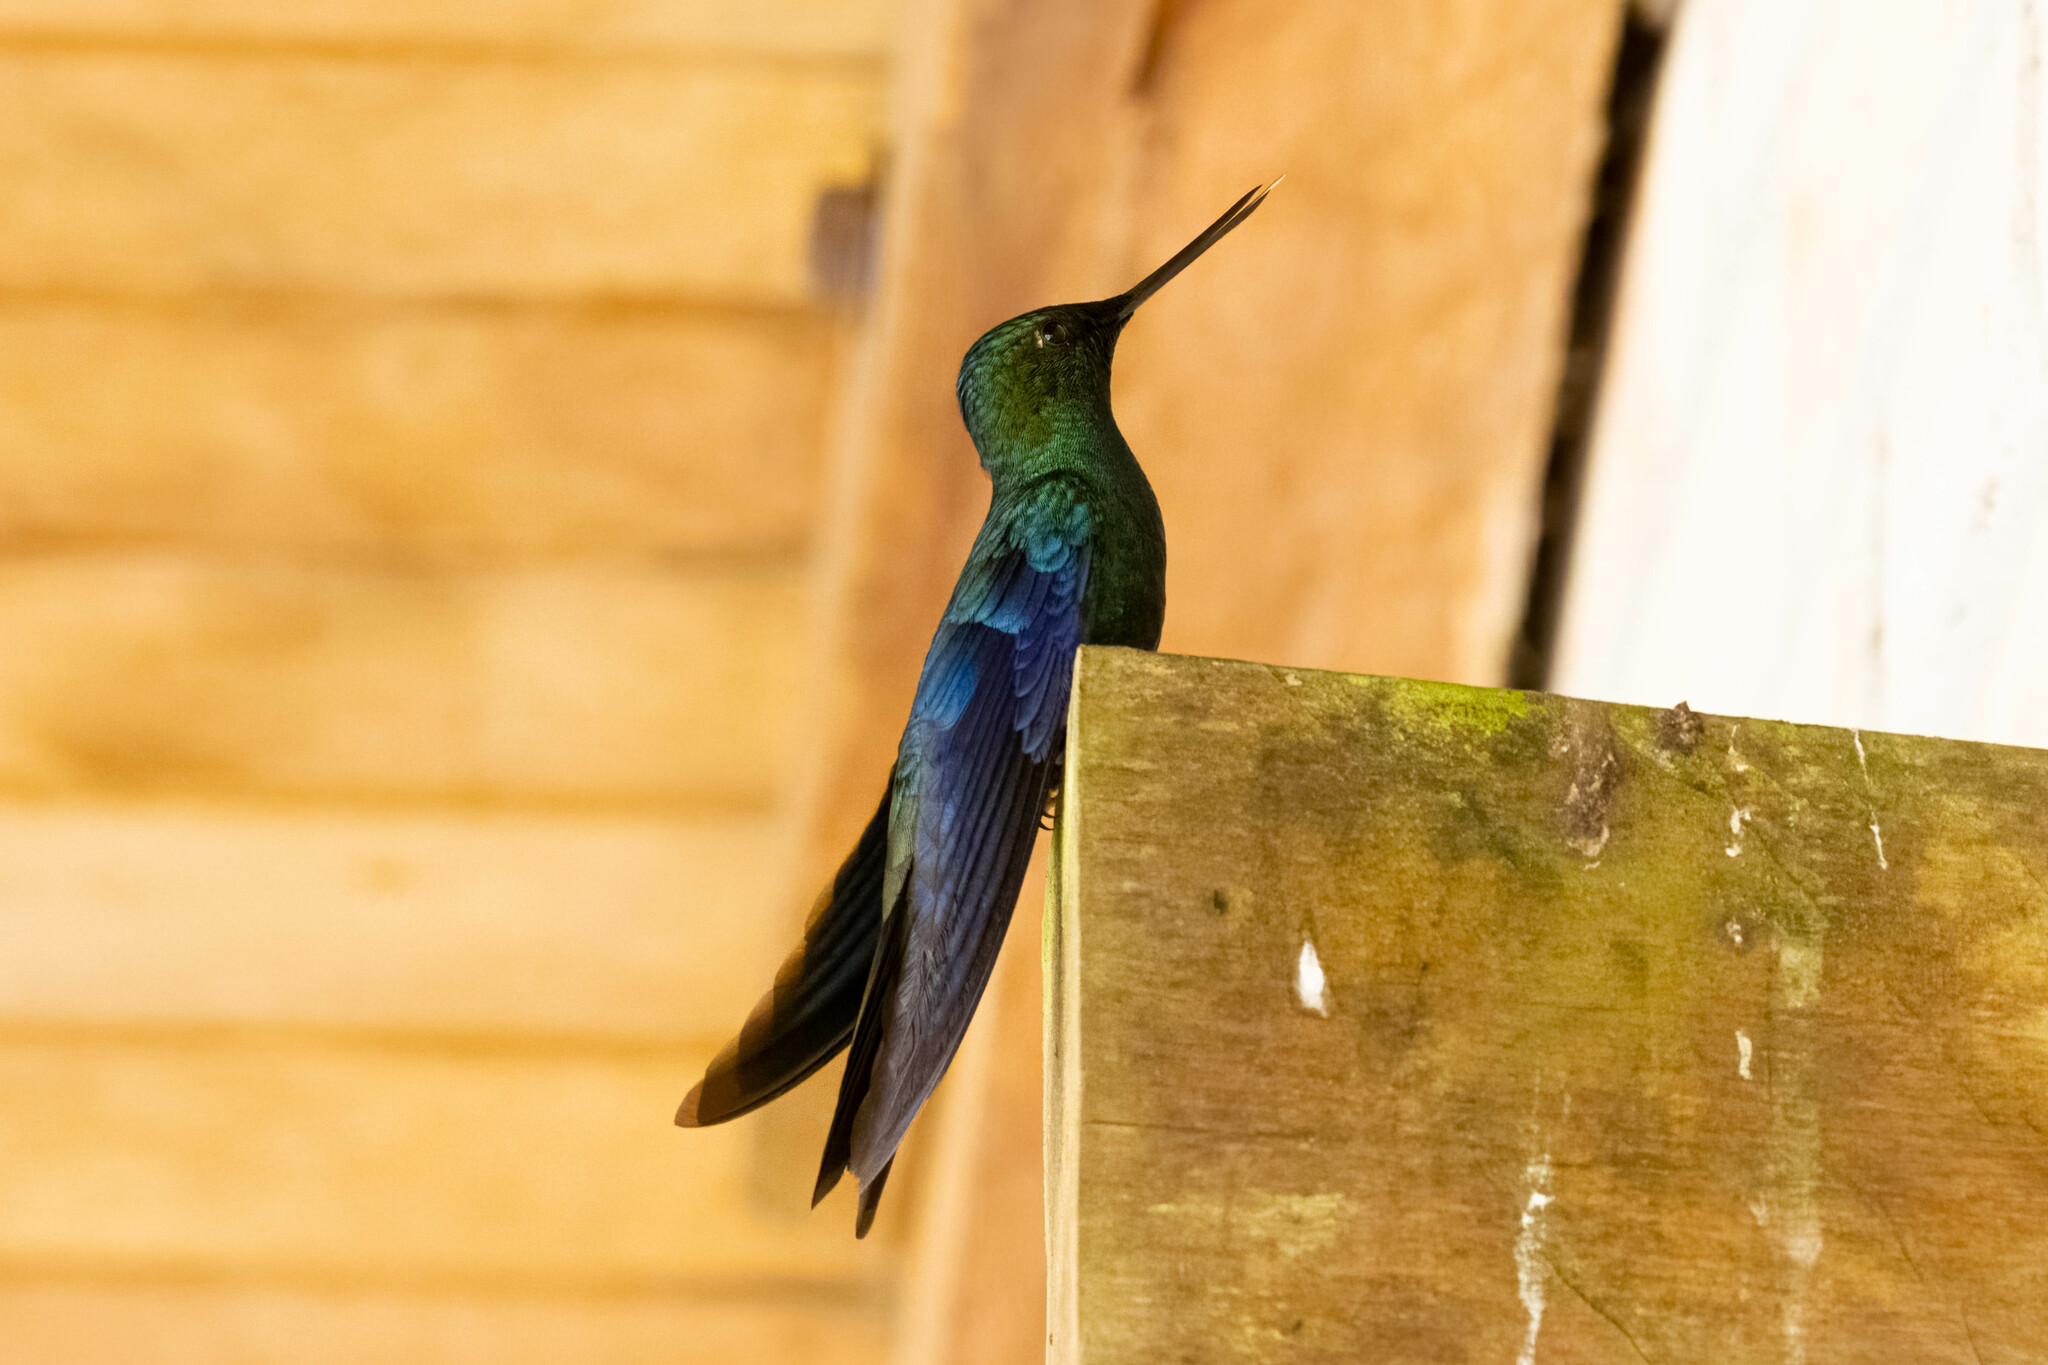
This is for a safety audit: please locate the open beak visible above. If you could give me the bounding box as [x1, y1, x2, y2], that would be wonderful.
[1113, 181, 1277, 322]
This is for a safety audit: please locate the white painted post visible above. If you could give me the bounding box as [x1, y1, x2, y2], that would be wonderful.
[1557, 0, 2048, 746]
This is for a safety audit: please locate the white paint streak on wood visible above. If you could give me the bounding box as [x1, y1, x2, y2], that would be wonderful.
[1771, 931, 1826, 1365]
[1515, 1155, 1555, 1365]
[1870, 822, 1890, 869]
[1295, 939, 1330, 1017]
[1737, 1028, 1754, 1080]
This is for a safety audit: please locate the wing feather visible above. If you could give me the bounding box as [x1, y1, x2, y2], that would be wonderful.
[812, 484, 1093, 1233]
[677, 776, 893, 1128]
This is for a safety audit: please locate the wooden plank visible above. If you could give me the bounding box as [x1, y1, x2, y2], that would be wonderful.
[0, 1036, 883, 1283]
[1554, 1, 2043, 740]
[0, 804, 793, 1040]
[0, 54, 878, 303]
[0, 303, 830, 558]
[0, 1282, 888, 1365]
[0, 556, 799, 805]
[1051, 646, 2048, 1362]
[0, 0, 899, 57]
[1113, 0, 1624, 685]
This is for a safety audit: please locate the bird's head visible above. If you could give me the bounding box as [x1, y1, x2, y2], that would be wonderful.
[955, 183, 1274, 471]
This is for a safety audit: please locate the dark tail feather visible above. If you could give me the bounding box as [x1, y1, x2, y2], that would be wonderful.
[812, 877, 911, 1208]
[676, 776, 893, 1128]
[854, 1159, 894, 1239]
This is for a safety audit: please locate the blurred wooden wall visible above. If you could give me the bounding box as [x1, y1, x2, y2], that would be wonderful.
[0, 1, 1632, 1362]
[0, 2, 901, 1362]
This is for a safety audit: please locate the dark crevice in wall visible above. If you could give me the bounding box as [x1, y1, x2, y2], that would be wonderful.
[1507, 7, 1672, 691]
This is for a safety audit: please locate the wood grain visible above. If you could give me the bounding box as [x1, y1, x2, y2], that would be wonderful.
[0, 303, 832, 558]
[1051, 645, 2048, 1362]
[0, 54, 877, 303]
[0, 1036, 885, 1284]
[0, 804, 793, 1040]
[1116, 0, 1624, 685]
[0, 1282, 889, 1365]
[0, 556, 800, 805]
[0, 0, 897, 56]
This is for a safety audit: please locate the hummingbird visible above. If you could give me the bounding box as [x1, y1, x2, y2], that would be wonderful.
[676, 184, 1274, 1236]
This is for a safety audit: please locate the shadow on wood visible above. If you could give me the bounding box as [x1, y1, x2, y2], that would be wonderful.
[1049, 646, 2048, 1362]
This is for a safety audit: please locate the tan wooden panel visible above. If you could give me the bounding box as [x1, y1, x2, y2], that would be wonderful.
[0, 556, 800, 804]
[1051, 646, 2048, 1362]
[0, 304, 829, 557]
[0, 0, 898, 57]
[0, 1281, 888, 1365]
[0, 55, 877, 303]
[0, 804, 795, 1040]
[0, 1037, 881, 1282]
[1118, 0, 1623, 686]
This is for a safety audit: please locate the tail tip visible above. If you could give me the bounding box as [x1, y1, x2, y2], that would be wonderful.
[852, 1159, 894, 1239]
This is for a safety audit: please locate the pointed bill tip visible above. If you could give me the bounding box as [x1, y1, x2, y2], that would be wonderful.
[674, 1084, 705, 1128]
[1114, 179, 1278, 320]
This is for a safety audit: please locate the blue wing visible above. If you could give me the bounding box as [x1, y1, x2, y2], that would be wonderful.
[813, 481, 1091, 1233]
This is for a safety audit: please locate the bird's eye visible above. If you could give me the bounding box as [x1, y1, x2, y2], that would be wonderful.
[1035, 320, 1065, 348]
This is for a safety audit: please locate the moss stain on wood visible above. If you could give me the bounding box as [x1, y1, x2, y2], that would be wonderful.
[1050, 646, 2048, 1363]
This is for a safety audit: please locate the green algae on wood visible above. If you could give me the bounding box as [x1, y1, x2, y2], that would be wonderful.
[1365, 672, 1533, 743]
[1047, 646, 2048, 1365]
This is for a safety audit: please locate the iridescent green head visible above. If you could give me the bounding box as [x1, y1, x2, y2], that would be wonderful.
[955, 183, 1274, 471]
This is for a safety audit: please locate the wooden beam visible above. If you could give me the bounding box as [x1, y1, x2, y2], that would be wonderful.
[1114, 0, 1625, 685]
[0, 1035, 888, 1284]
[0, 804, 791, 1040]
[0, 1282, 889, 1365]
[0, 54, 877, 303]
[0, 304, 833, 560]
[0, 0, 898, 57]
[1052, 645, 2048, 1362]
[0, 556, 799, 805]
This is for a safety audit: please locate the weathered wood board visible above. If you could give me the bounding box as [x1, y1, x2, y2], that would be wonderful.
[1050, 646, 2048, 1363]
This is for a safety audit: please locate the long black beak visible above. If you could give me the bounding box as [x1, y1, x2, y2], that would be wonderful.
[1113, 181, 1277, 321]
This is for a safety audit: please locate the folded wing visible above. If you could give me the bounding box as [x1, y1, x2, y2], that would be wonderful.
[814, 484, 1092, 1235]
[676, 776, 892, 1128]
